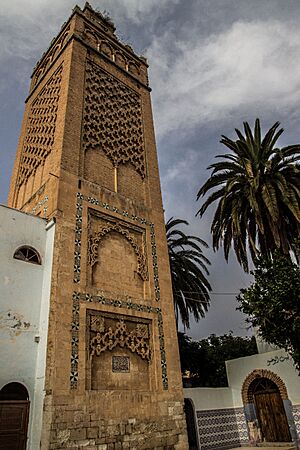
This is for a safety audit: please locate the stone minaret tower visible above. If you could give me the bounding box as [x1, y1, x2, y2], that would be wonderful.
[8, 3, 188, 449]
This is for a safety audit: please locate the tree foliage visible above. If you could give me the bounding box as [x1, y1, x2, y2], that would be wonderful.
[166, 218, 211, 329]
[178, 332, 257, 387]
[197, 119, 300, 272]
[237, 252, 300, 372]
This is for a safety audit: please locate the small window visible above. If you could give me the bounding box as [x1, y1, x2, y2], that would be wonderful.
[13, 246, 41, 265]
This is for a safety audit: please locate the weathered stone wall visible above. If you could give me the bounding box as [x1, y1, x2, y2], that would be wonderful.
[47, 397, 186, 449]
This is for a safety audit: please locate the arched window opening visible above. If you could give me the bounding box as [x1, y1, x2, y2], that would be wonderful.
[13, 246, 41, 265]
[0, 382, 29, 401]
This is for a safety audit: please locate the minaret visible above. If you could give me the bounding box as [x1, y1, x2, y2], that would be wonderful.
[8, 3, 188, 449]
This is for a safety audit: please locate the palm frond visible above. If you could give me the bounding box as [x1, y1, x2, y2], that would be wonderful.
[197, 119, 300, 271]
[166, 218, 211, 329]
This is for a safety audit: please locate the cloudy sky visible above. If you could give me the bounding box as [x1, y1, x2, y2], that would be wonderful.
[1, 0, 300, 340]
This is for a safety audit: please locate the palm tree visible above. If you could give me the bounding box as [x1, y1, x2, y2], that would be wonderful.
[166, 217, 211, 329]
[197, 119, 300, 272]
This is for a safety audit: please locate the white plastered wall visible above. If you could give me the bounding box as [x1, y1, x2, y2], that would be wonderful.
[0, 205, 55, 449]
[226, 348, 300, 407]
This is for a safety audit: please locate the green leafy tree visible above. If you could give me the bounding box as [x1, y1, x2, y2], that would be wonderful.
[237, 252, 300, 372]
[166, 218, 211, 329]
[178, 332, 257, 387]
[197, 119, 300, 272]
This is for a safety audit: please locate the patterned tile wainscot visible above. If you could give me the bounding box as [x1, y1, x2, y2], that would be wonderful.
[197, 408, 248, 450]
[293, 404, 300, 437]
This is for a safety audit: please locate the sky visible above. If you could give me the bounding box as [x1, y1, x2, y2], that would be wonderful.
[1, 0, 300, 340]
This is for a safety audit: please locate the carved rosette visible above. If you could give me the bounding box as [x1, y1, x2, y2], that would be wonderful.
[90, 316, 151, 362]
[88, 223, 148, 281]
[82, 61, 146, 178]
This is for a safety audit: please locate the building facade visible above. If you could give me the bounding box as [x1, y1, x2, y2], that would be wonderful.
[5, 3, 188, 449]
[184, 344, 300, 449]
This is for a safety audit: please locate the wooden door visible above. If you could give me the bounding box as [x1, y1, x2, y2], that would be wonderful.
[254, 391, 291, 442]
[0, 401, 29, 450]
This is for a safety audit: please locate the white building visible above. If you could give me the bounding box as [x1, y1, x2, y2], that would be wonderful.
[0, 205, 55, 449]
[184, 339, 300, 449]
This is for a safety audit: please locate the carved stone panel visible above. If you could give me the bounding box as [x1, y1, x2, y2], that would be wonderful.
[112, 355, 130, 373]
[18, 65, 63, 187]
[86, 310, 151, 390]
[82, 60, 146, 179]
[87, 209, 148, 297]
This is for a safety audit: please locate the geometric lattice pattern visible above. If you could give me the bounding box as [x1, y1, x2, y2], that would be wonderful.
[82, 60, 145, 178]
[18, 65, 63, 186]
[197, 408, 248, 450]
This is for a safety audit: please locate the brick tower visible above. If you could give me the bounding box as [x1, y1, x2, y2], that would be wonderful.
[8, 3, 188, 449]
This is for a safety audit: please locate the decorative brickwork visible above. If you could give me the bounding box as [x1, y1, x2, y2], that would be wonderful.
[81, 22, 142, 80]
[82, 61, 146, 178]
[32, 25, 70, 88]
[241, 369, 289, 404]
[18, 65, 63, 187]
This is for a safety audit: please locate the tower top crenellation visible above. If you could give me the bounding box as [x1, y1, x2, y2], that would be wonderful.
[30, 2, 148, 97]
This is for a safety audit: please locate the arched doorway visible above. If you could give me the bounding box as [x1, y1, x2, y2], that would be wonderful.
[242, 370, 292, 443]
[250, 377, 291, 442]
[0, 382, 30, 450]
[184, 398, 199, 450]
